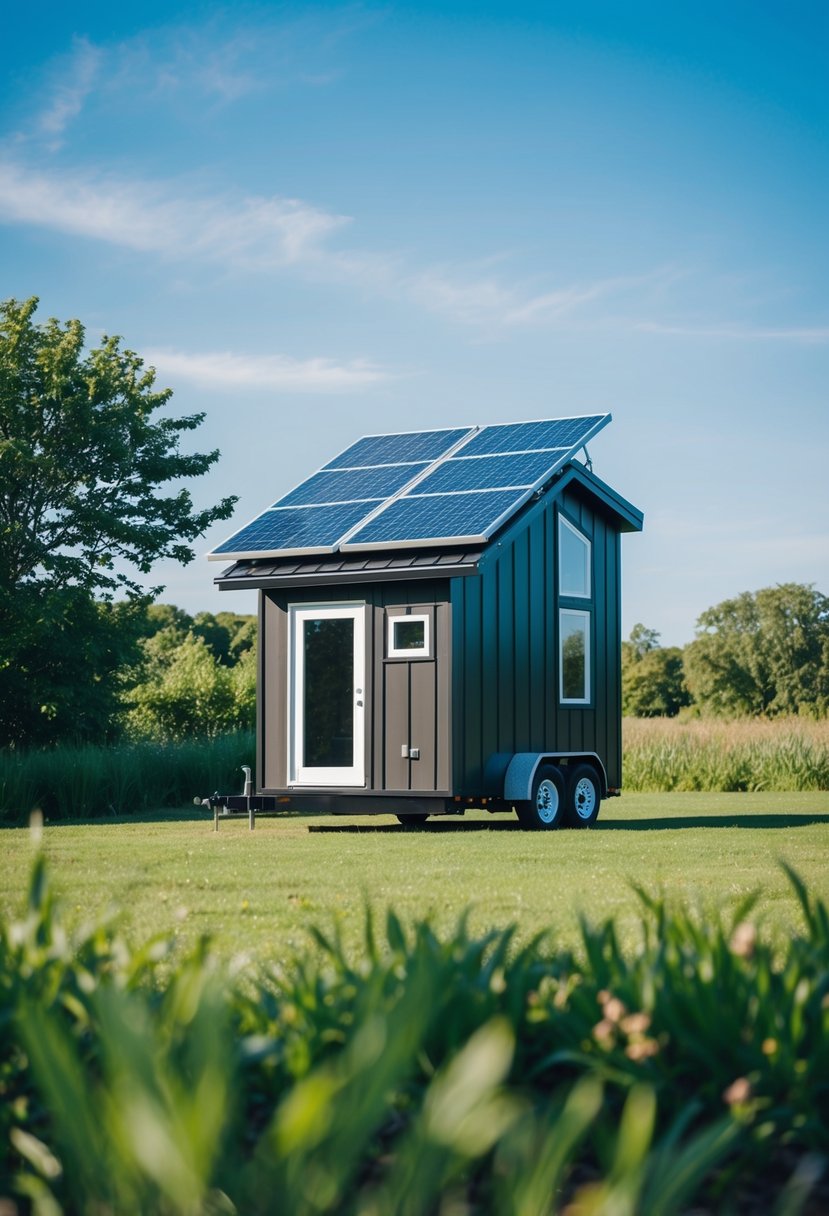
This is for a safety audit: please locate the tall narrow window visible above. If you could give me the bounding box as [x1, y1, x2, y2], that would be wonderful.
[560, 609, 590, 704]
[559, 515, 591, 598]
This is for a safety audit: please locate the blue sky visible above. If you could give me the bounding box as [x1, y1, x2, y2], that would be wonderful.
[2, 1, 827, 645]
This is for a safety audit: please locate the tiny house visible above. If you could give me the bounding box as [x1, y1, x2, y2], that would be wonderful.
[206, 414, 642, 829]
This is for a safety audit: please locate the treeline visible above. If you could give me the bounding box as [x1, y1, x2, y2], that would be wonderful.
[1, 581, 826, 753]
[623, 582, 829, 719]
[0, 600, 256, 749]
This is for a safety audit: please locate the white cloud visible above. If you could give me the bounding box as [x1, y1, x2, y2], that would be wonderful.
[0, 160, 348, 268]
[0, 157, 639, 331]
[409, 264, 683, 329]
[635, 320, 829, 344]
[37, 39, 102, 144]
[144, 348, 391, 392]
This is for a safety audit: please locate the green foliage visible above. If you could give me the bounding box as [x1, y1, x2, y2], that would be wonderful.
[122, 604, 257, 742]
[622, 625, 691, 718]
[2, 854, 827, 1213]
[0, 731, 254, 821]
[684, 584, 829, 718]
[126, 635, 256, 742]
[0, 588, 148, 747]
[0, 297, 237, 747]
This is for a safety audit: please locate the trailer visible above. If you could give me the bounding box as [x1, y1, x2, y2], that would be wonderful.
[201, 414, 642, 829]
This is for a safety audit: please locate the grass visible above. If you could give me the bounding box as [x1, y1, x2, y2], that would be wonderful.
[623, 716, 829, 791]
[0, 730, 256, 823]
[2, 792, 828, 963]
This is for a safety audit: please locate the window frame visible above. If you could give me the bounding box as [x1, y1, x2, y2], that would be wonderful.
[558, 513, 592, 600]
[559, 607, 591, 705]
[386, 612, 431, 660]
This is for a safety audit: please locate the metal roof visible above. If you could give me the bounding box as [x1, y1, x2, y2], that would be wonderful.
[215, 547, 484, 591]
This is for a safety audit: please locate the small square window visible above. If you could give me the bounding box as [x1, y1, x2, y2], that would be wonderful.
[387, 614, 430, 658]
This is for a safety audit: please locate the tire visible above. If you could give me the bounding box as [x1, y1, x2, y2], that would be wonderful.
[564, 763, 601, 828]
[396, 813, 429, 827]
[515, 764, 565, 830]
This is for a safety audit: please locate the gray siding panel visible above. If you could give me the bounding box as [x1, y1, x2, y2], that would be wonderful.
[262, 580, 452, 797]
[410, 658, 437, 791]
[383, 660, 409, 789]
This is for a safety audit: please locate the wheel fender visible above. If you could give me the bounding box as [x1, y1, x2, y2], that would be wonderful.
[503, 752, 610, 802]
[503, 753, 545, 803]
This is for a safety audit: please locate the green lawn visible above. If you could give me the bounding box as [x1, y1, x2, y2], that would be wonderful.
[2, 791, 828, 961]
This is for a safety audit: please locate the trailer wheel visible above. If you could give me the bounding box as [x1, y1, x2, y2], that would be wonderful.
[565, 763, 601, 828]
[515, 764, 565, 830]
[396, 813, 429, 827]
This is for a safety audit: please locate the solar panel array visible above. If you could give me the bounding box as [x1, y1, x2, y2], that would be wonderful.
[209, 414, 610, 560]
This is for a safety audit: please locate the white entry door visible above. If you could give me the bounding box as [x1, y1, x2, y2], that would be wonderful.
[289, 604, 366, 786]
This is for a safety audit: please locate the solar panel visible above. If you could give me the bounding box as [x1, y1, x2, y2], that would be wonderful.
[344, 490, 524, 547]
[323, 428, 472, 470]
[211, 502, 372, 558]
[412, 450, 568, 496]
[340, 413, 610, 551]
[208, 414, 610, 560]
[459, 415, 607, 457]
[276, 463, 429, 508]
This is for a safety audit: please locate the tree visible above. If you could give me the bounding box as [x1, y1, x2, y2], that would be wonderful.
[126, 634, 256, 741]
[0, 297, 236, 746]
[621, 624, 691, 717]
[684, 584, 829, 717]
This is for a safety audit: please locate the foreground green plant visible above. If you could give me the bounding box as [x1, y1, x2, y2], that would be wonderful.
[1, 853, 827, 1214]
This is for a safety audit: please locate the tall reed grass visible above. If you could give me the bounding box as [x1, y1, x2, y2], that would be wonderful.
[2, 718, 827, 823]
[0, 731, 255, 823]
[623, 716, 829, 792]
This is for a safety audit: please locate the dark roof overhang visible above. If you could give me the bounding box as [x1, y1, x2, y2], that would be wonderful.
[215, 547, 484, 591]
[554, 462, 644, 532]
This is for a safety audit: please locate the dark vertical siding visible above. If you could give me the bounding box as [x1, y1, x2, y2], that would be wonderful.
[410, 659, 438, 791]
[528, 513, 547, 750]
[480, 558, 499, 770]
[452, 481, 624, 794]
[497, 546, 515, 754]
[513, 529, 531, 746]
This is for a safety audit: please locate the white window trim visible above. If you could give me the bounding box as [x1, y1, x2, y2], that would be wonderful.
[288, 602, 366, 786]
[559, 608, 591, 705]
[559, 514, 592, 599]
[387, 612, 431, 659]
